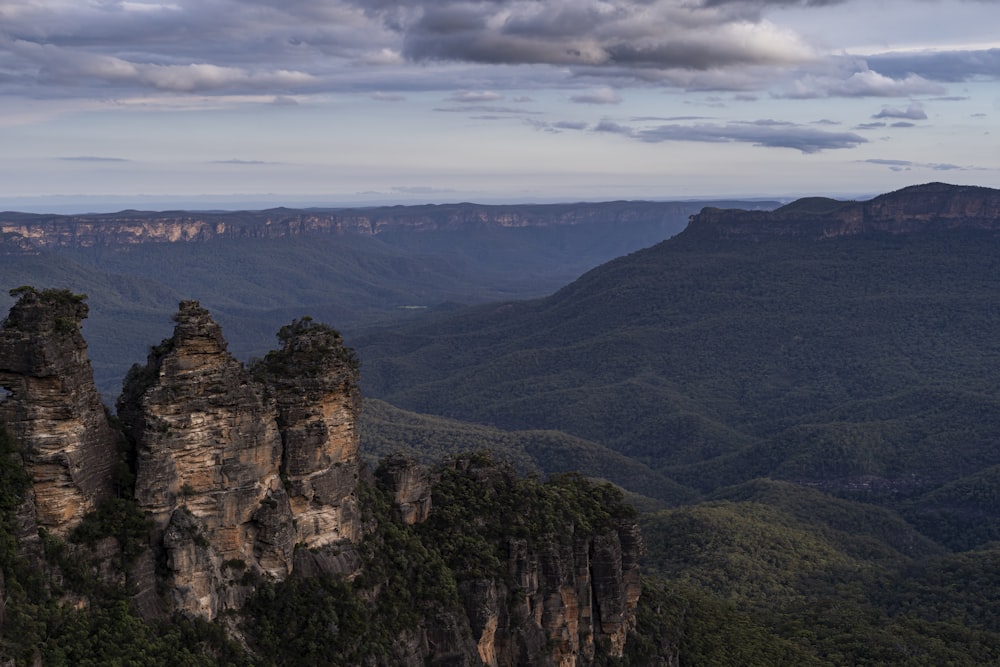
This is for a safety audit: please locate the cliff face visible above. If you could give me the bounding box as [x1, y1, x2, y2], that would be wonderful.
[250, 318, 363, 548]
[116, 301, 295, 617]
[0, 291, 644, 665]
[474, 525, 642, 667]
[415, 458, 644, 667]
[0, 200, 741, 251]
[0, 287, 118, 536]
[685, 182, 1000, 242]
[115, 302, 364, 618]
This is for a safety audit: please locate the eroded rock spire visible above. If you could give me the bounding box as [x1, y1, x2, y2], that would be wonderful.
[0, 287, 118, 536]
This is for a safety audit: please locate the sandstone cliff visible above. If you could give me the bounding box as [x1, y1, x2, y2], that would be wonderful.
[0, 287, 119, 537]
[0, 200, 749, 251]
[116, 301, 294, 617]
[409, 456, 644, 667]
[684, 182, 1000, 242]
[250, 317, 363, 548]
[116, 302, 364, 618]
[0, 291, 645, 665]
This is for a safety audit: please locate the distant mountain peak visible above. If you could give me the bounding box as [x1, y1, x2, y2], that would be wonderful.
[685, 182, 1000, 242]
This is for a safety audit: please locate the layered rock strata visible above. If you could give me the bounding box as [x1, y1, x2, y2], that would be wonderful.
[116, 302, 363, 618]
[0, 200, 771, 250]
[0, 287, 118, 536]
[250, 318, 363, 547]
[0, 292, 646, 664]
[464, 525, 642, 666]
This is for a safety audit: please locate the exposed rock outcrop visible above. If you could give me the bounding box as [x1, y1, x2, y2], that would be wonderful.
[115, 302, 366, 618]
[0, 200, 772, 251]
[415, 458, 645, 667]
[685, 182, 1000, 242]
[0, 292, 646, 664]
[466, 525, 642, 667]
[116, 300, 293, 617]
[375, 455, 434, 525]
[0, 287, 119, 536]
[251, 318, 363, 548]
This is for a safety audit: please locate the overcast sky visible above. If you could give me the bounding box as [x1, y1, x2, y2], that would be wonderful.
[1, 0, 998, 210]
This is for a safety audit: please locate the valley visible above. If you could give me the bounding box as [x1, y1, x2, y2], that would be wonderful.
[3, 183, 1000, 664]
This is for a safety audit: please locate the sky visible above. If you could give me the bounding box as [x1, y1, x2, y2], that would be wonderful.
[1, 0, 999, 211]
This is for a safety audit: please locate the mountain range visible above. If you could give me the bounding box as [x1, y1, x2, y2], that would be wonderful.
[0, 198, 773, 399]
[354, 183, 1000, 544]
[4, 182, 1000, 664]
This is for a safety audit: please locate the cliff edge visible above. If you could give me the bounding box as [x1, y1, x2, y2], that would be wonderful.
[0, 289, 645, 666]
[684, 182, 1000, 242]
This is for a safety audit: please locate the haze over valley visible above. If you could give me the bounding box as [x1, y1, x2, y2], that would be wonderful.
[4, 182, 1000, 663]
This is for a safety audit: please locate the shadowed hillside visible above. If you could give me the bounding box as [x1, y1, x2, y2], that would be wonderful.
[354, 182, 1000, 550]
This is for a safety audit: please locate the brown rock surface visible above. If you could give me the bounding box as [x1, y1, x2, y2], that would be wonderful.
[0, 287, 118, 536]
[252, 318, 363, 547]
[117, 301, 294, 616]
[375, 455, 434, 525]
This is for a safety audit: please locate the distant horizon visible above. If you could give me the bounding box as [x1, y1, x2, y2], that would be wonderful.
[1, 187, 891, 216]
[3, 1, 997, 210]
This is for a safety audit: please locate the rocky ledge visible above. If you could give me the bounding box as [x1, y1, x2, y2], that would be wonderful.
[684, 182, 1000, 242]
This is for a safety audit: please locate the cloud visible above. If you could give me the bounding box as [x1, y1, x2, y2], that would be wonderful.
[595, 117, 866, 152]
[780, 62, 946, 98]
[448, 91, 503, 103]
[553, 120, 588, 130]
[211, 159, 279, 165]
[873, 102, 927, 120]
[570, 88, 621, 104]
[364, 0, 817, 79]
[863, 158, 981, 172]
[58, 156, 131, 162]
[434, 104, 539, 115]
[0, 0, 992, 104]
[866, 48, 1000, 83]
[371, 91, 406, 101]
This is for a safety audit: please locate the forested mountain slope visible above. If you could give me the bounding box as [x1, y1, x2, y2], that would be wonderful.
[354, 182, 1000, 550]
[1, 199, 769, 397]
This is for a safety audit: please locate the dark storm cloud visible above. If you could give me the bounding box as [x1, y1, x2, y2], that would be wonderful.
[594, 117, 866, 152]
[389, 0, 815, 73]
[0, 0, 993, 100]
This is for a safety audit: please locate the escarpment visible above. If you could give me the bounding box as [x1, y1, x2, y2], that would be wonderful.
[0, 200, 728, 251]
[685, 182, 1000, 242]
[0, 290, 644, 665]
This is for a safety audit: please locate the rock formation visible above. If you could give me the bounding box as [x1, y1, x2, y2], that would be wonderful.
[115, 302, 365, 618]
[0, 291, 645, 664]
[421, 458, 644, 666]
[250, 318, 363, 548]
[116, 301, 294, 616]
[375, 455, 434, 525]
[0, 287, 119, 536]
[684, 182, 1000, 242]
